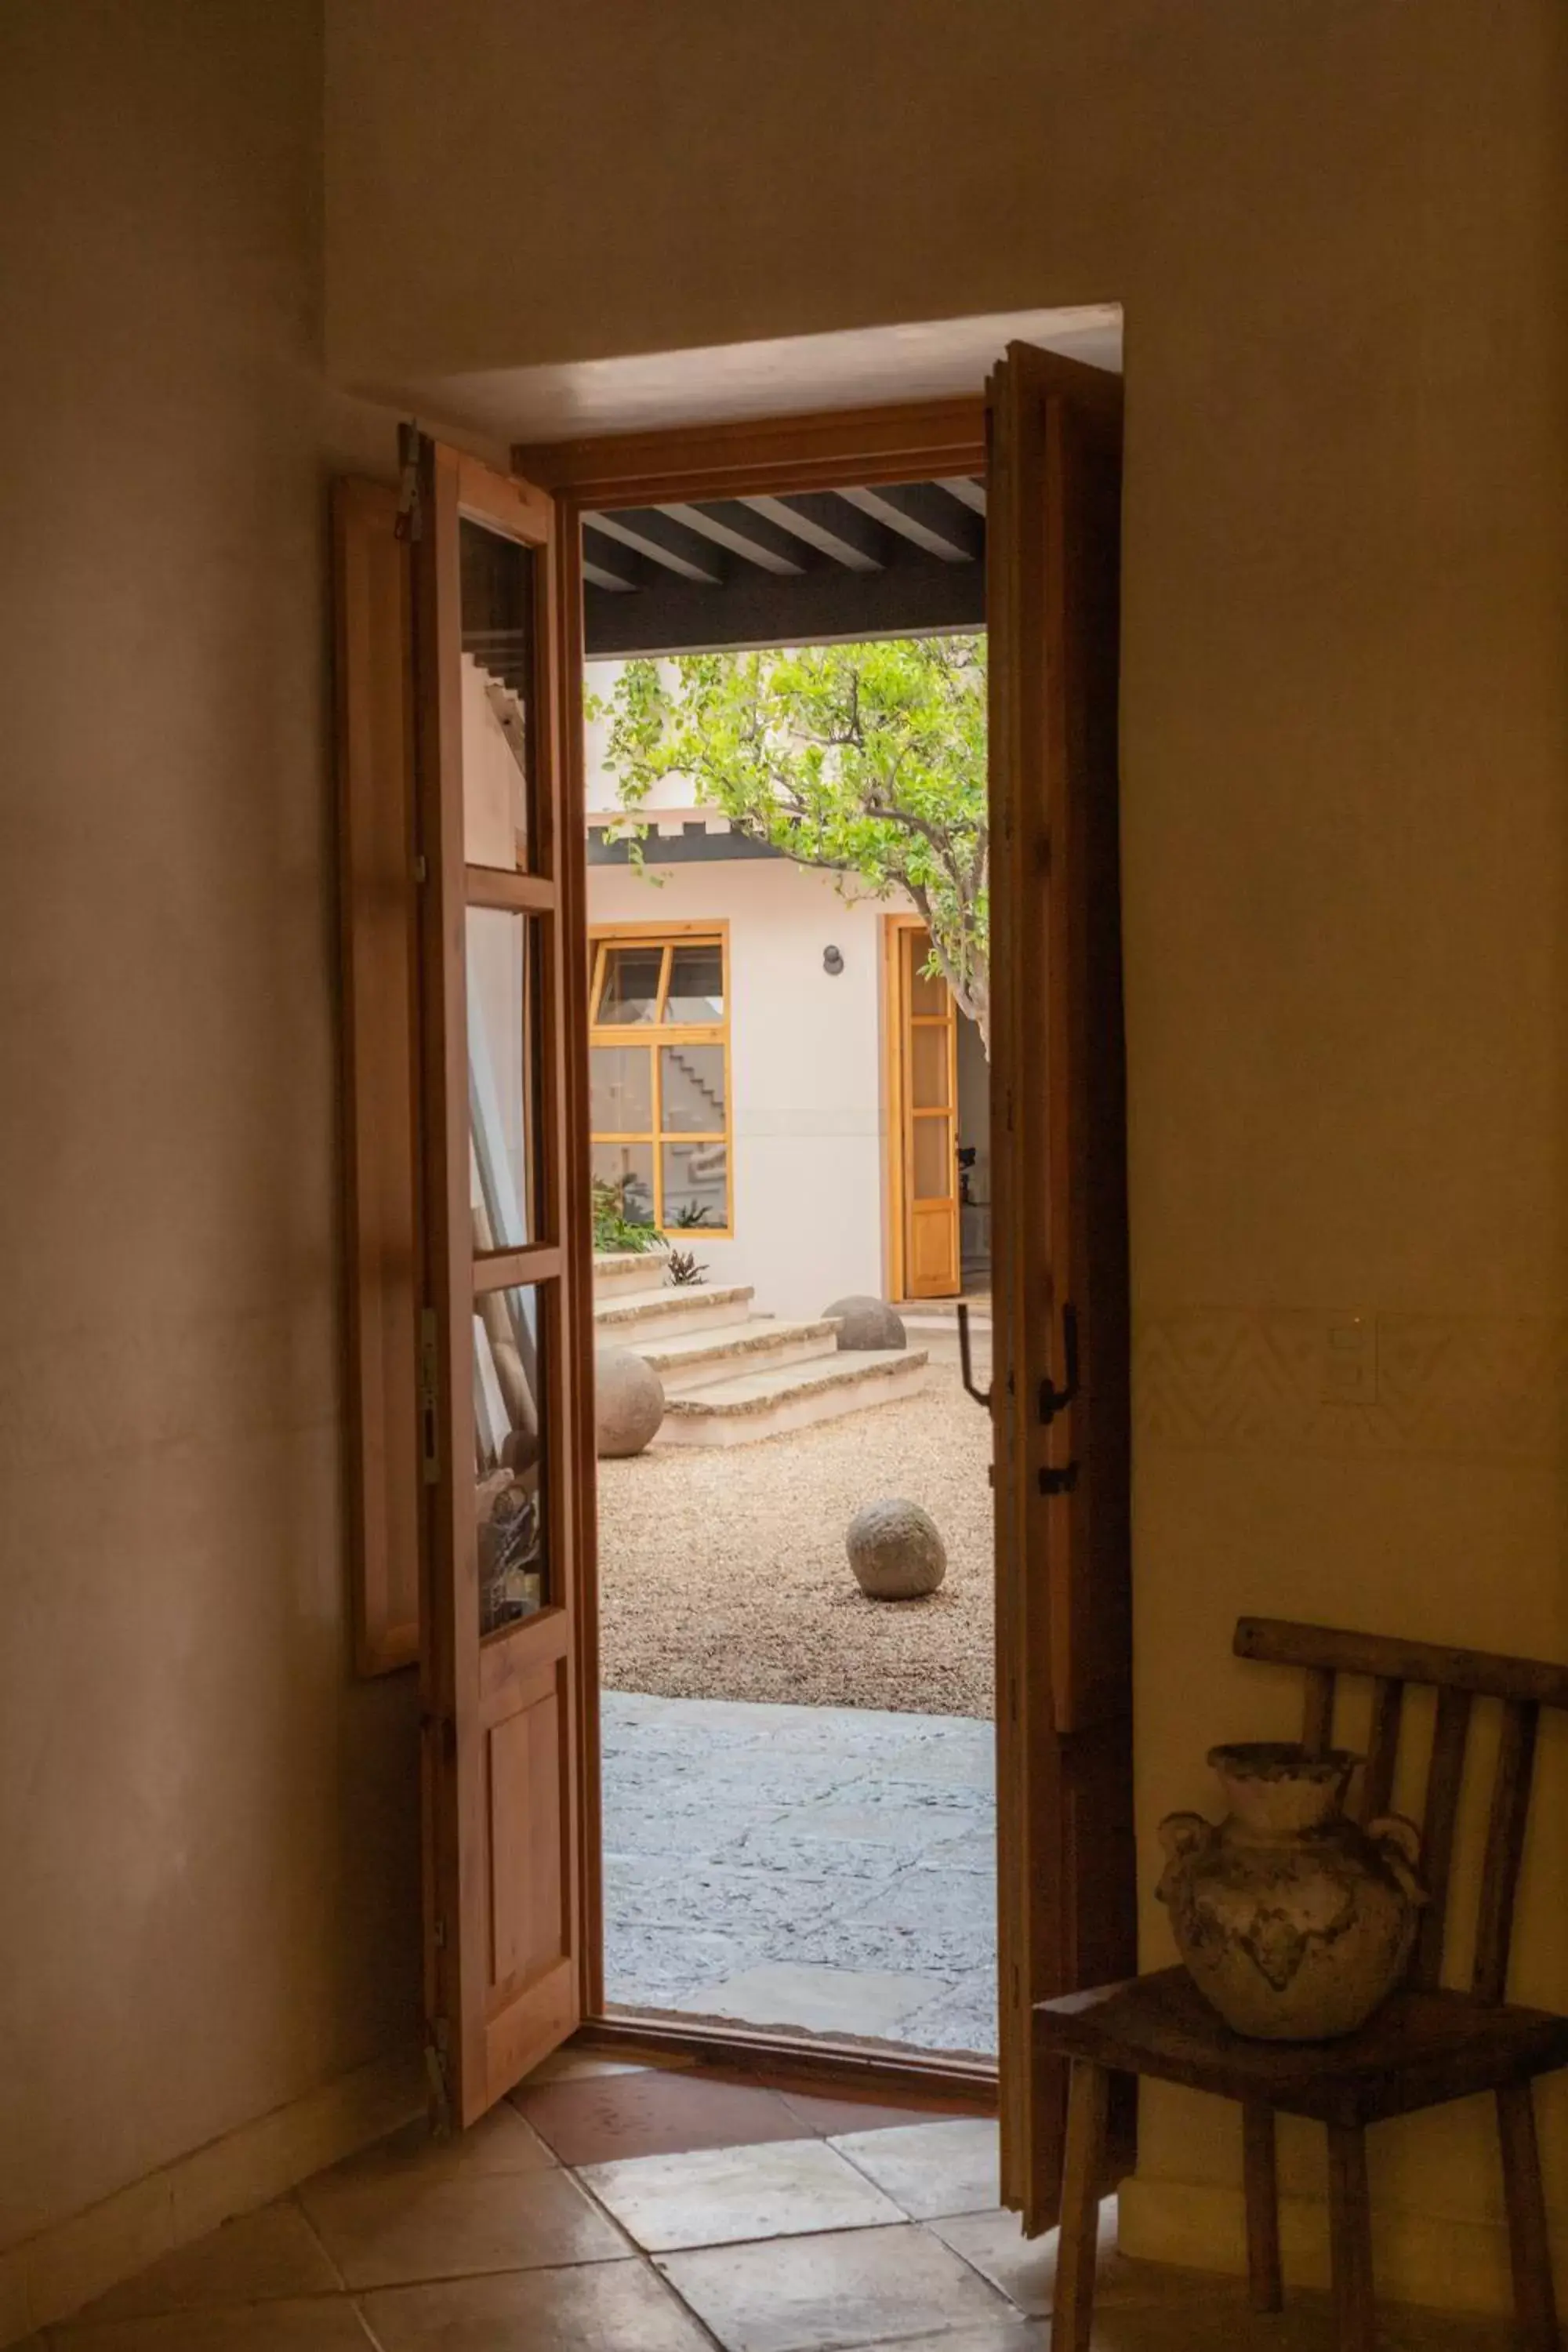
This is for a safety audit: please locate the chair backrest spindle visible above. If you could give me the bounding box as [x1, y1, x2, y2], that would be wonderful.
[1471, 1700, 1540, 2004]
[1359, 1676, 1404, 1823]
[1411, 1684, 1474, 1990]
[1233, 1617, 1568, 2005]
[1301, 1668, 1336, 1759]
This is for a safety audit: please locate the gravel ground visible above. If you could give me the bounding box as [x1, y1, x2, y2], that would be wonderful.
[597, 1360, 994, 1719]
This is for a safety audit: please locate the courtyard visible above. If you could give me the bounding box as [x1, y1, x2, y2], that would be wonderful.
[597, 1358, 994, 1715]
[597, 1348, 996, 2055]
[602, 1692, 996, 2055]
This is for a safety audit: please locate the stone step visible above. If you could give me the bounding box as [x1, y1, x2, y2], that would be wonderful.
[654, 1347, 930, 1448]
[643, 1316, 844, 1394]
[593, 1250, 665, 1299]
[594, 1282, 756, 1343]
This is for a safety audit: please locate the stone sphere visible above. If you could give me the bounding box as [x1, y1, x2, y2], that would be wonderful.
[823, 1295, 907, 1352]
[847, 1497, 946, 1600]
[594, 1347, 665, 1457]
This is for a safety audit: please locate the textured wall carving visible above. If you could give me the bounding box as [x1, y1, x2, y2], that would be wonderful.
[1134, 1309, 1568, 1460]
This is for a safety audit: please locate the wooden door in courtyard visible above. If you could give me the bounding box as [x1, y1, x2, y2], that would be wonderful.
[887, 916, 961, 1300]
[409, 438, 594, 2126]
[989, 344, 1135, 2231]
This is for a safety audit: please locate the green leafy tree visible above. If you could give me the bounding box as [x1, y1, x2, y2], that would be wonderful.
[593, 637, 989, 1049]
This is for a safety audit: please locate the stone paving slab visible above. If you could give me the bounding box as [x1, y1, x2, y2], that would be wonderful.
[602, 1692, 996, 2056]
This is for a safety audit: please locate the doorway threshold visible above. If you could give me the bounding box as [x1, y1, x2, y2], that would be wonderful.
[575, 2011, 997, 2114]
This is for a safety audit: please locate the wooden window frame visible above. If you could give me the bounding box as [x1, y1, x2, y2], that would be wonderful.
[588, 920, 733, 1240]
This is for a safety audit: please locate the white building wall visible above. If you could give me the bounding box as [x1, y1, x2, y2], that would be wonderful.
[588, 853, 903, 1321]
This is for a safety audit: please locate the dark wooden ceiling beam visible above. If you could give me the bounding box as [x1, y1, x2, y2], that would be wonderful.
[742, 492, 889, 573]
[839, 482, 982, 563]
[586, 508, 724, 583]
[579, 527, 642, 593]
[660, 500, 807, 575]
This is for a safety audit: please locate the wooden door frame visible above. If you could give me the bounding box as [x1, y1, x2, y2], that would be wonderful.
[518, 383, 1122, 2097]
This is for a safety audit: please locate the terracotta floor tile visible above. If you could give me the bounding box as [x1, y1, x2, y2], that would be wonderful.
[48, 2299, 376, 2352]
[69, 2201, 341, 2321]
[927, 2202, 1182, 2318]
[361, 2258, 716, 2350]
[512, 2067, 808, 2166]
[312, 2107, 556, 2185]
[656, 2220, 1012, 2351]
[580, 2139, 903, 2253]
[298, 2162, 630, 2290]
[777, 2088, 977, 2137]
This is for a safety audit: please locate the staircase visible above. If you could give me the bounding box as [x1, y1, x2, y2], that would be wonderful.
[593, 1254, 928, 1446]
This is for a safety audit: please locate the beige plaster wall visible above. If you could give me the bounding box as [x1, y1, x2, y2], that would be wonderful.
[322, 0, 1568, 2299]
[0, 0, 420, 2264]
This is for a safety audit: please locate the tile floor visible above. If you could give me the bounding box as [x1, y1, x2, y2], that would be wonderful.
[31, 2054, 1517, 2352]
[602, 1694, 996, 2053]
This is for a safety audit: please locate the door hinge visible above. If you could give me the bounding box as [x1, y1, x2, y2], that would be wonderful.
[419, 1308, 440, 1484]
[423, 2018, 453, 2139]
[395, 419, 423, 543]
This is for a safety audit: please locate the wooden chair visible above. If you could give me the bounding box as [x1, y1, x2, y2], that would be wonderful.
[1037, 1618, 1568, 2352]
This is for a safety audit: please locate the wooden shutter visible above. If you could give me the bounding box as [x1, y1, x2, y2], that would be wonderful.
[989, 344, 1135, 2230]
[333, 478, 421, 1676]
[410, 440, 591, 2124]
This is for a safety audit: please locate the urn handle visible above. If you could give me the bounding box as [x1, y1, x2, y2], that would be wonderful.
[1155, 1809, 1215, 1904]
[1368, 1812, 1428, 1906]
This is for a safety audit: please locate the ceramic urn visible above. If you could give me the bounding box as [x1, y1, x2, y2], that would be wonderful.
[1156, 1742, 1426, 2041]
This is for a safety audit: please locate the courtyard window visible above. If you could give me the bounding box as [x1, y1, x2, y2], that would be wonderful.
[590, 929, 731, 1234]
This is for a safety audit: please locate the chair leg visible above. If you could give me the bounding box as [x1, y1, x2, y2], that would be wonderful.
[1242, 2103, 1283, 2313]
[1497, 2081, 1559, 2352]
[1053, 2060, 1110, 2352]
[1326, 2125, 1376, 2352]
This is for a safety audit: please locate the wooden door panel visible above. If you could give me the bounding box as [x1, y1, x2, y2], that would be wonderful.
[412, 437, 588, 2129]
[910, 1205, 959, 1294]
[485, 1657, 568, 1991]
[989, 343, 1133, 2232]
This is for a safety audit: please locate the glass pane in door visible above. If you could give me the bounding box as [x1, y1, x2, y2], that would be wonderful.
[910, 1024, 952, 1110]
[908, 951, 947, 1017]
[467, 908, 543, 1251]
[474, 1283, 550, 1635]
[912, 1116, 954, 1200]
[460, 519, 537, 871]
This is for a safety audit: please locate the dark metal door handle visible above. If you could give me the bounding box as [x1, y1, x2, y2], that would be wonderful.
[956, 1301, 990, 1410]
[1039, 1301, 1080, 1425]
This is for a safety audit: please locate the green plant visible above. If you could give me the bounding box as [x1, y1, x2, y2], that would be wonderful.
[591, 1173, 660, 1256]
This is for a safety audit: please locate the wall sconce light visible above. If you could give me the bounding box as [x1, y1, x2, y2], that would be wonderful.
[822, 946, 844, 976]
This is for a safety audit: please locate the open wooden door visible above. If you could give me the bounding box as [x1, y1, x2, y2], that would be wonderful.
[989, 346, 1135, 2229]
[410, 437, 590, 2127]
[890, 918, 961, 1300]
